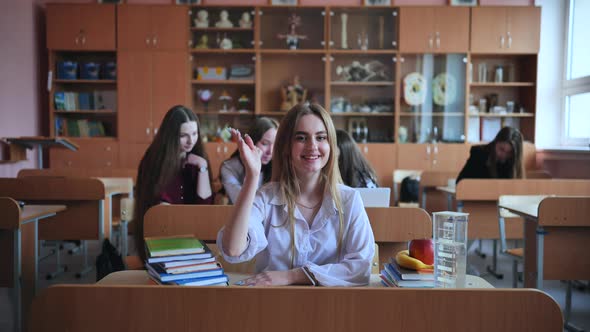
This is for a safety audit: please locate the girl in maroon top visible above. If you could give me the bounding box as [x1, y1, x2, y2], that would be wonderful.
[135, 105, 213, 258]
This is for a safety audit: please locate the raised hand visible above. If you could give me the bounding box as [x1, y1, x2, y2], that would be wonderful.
[230, 128, 261, 178]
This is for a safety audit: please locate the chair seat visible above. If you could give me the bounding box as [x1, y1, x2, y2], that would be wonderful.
[505, 248, 524, 258]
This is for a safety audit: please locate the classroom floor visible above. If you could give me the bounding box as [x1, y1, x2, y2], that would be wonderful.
[1, 239, 589, 331]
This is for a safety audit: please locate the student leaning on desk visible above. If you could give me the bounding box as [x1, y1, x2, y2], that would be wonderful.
[135, 105, 214, 260]
[457, 126, 525, 183]
[217, 103, 375, 287]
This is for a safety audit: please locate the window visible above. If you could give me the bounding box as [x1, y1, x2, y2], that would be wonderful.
[562, 0, 590, 146]
[562, 0, 590, 145]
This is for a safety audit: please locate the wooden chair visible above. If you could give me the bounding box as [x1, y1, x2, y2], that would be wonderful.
[29, 285, 563, 332]
[141, 205, 432, 274]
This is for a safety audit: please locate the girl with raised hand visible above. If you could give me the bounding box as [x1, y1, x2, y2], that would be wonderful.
[217, 103, 375, 286]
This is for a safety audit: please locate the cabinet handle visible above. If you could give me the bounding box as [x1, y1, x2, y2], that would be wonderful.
[400, 57, 405, 63]
[154, 127, 158, 135]
[106, 161, 112, 167]
[500, 35, 505, 49]
[223, 146, 228, 154]
[146, 127, 151, 136]
[363, 146, 369, 154]
[216, 146, 221, 155]
[259, 41, 263, 46]
[321, 41, 325, 46]
[428, 35, 433, 49]
[152, 35, 158, 46]
[426, 145, 431, 159]
[392, 40, 397, 47]
[251, 40, 256, 46]
[146, 37, 151, 46]
[507, 32, 512, 48]
[433, 145, 438, 154]
[435, 32, 440, 49]
[105, 146, 111, 152]
[67, 161, 72, 167]
[329, 41, 334, 46]
[81, 35, 86, 45]
[75, 36, 79, 45]
[188, 40, 193, 47]
[392, 57, 397, 63]
[392, 10, 398, 17]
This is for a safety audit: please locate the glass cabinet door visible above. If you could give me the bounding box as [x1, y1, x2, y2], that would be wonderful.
[329, 7, 398, 51]
[259, 7, 325, 50]
[399, 53, 466, 143]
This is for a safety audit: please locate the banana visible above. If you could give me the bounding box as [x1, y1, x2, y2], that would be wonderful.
[395, 250, 434, 270]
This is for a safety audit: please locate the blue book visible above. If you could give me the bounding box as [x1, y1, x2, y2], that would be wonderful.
[166, 274, 229, 286]
[78, 92, 91, 110]
[54, 92, 66, 110]
[383, 263, 434, 288]
[146, 262, 224, 282]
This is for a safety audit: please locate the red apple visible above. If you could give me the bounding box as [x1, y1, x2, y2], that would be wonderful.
[409, 238, 434, 265]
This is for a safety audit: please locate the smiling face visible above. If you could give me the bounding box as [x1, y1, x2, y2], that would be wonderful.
[256, 128, 277, 165]
[290, 114, 330, 177]
[495, 141, 513, 163]
[179, 121, 198, 154]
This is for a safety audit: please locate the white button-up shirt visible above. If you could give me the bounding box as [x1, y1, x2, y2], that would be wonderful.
[217, 182, 375, 286]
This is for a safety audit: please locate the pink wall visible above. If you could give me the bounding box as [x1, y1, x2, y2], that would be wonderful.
[0, 0, 42, 177]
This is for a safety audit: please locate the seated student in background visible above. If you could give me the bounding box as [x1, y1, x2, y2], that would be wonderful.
[217, 103, 375, 286]
[135, 105, 213, 258]
[220, 117, 279, 204]
[456, 126, 524, 183]
[336, 129, 378, 188]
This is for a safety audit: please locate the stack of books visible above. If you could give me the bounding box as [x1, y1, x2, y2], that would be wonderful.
[144, 235, 229, 286]
[380, 258, 434, 288]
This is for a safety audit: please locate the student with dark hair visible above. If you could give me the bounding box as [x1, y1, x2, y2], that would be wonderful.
[217, 103, 375, 286]
[220, 117, 279, 204]
[335, 129, 378, 188]
[134, 105, 213, 258]
[457, 126, 524, 183]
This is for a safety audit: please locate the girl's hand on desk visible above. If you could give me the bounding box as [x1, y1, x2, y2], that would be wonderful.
[232, 128, 261, 178]
[236, 269, 307, 286]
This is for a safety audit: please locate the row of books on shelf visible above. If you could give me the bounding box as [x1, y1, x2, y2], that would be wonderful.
[54, 91, 116, 111]
[145, 235, 229, 286]
[55, 118, 107, 137]
[380, 258, 434, 288]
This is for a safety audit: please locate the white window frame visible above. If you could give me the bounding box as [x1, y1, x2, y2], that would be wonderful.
[561, 0, 590, 147]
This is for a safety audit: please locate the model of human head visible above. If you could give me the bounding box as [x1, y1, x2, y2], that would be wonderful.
[195, 10, 209, 28]
[239, 12, 252, 28]
[216, 10, 233, 28]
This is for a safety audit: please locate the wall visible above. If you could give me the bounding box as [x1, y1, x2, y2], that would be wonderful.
[0, 0, 42, 177]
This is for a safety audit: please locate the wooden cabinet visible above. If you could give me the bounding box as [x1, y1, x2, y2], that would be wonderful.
[471, 7, 540, 54]
[399, 7, 469, 53]
[118, 143, 149, 169]
[46, 4, 115, 50]
[358, 144, 397, 189]
[50, 139, 118, 168]
[397, 144, 469, 172]
[118, 5, 188, 51]
[118, 50, 189, 143]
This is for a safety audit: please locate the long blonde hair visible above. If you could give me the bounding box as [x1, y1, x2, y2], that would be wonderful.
[271, 103, 344, 268]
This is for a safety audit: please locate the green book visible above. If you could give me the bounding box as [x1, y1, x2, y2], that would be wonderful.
[145, 235, 205, 257]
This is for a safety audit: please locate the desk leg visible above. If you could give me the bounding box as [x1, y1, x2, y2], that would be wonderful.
[36, 145, 43, 169]
[446, 194, 453, 211]
[421, 189, 427, 210]
[20, 220, 38, 332]
[12, 229, 21, 332]
[536, 225, 545, 290]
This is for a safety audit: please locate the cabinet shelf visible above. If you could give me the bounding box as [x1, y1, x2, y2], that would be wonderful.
[469, 82, 535, 87]
[400, 112, 464, 117]
[191, 79, 254, 85]
[190, 49, 255, 54]
[468, 112, 535, 118]
[54, 79, 116, 84]
[54, 110, 116, 114]
[329, 49, 397, 55]
[330, 81, 393, 87]
[260, 49, 325, 54]
[195, 111, 253, 115]
[258, 111, 286, 116]
[190, 27, 254, 32]
[330, 112, 394, 117]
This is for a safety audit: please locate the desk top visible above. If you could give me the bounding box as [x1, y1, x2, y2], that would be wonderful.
[95, 177, 133, 196]
[20, 205, 66, 223]
[4, 136, 79, 151]
[498, 195, 549, 219]
[436, 186, 456, 195]
[97, 271, 493, 288]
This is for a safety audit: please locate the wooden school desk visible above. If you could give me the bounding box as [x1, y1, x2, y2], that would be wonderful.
[3, 136, 78, 169]
[28, 283, 562, 332]
[0, 197, 66, 332]
[436, 179, 590, 278]
[142, 205, 433, 274]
